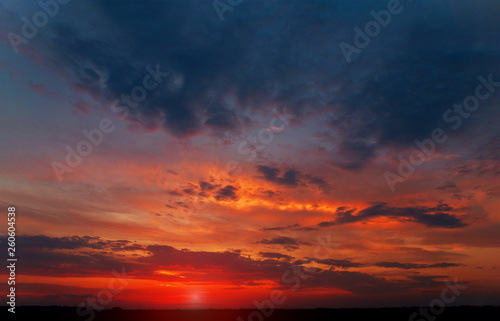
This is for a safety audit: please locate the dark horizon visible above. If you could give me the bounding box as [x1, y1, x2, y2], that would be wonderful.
[4, 306, 500, 321]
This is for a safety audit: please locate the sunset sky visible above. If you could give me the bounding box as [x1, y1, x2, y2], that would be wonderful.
[1, 0, 500, 310]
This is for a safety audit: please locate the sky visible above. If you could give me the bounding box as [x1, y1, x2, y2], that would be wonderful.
[0, 0, 500, 311]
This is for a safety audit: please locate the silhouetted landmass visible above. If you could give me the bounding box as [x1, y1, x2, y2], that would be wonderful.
[3, 306, 499, 321]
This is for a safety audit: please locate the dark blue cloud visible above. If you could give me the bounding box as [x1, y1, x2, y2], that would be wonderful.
[1, 0, 499, 167]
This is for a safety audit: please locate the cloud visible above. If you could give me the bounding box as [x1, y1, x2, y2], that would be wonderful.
[167, 181, 241, 203]
[316, 203, 467, 228]
[214, 185, 238, 201]
[303, 174, 330, 191]
[182, 188, 196, 195]
[288, 269, 394, 295]
[300, 258, 462, 270]
[436, 181, 459, 191]
[29, 82, 58, 100]
[420, 223, 500, 248]
[204, 105, 245, 135]
[199, 181, 219, 191]
[332, 140, 377, 170]
[450, 158, 500, 178]
[374, 262, 462, 269]
[1, 234, 288, 280]
[256, 165, 330, 190]
[257, 166, 300, 187]
[259, 252, 293, 261]
[175, 201, 190, 209]
[302, 258, 363, 269]
[260, 189, 282, 198]
[0, 234, 464, 299]
[72, 100, 97, 114]
[257, 236, 311, 251]
[145, 245, 284, 276]
[167, 190, 183, 196]
[405, 275, 452, 288]
[262, 224, 300, 231]
[18, 235, 145, 251]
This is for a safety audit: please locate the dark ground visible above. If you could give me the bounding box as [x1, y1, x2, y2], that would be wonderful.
[3, 306, 499, 320]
